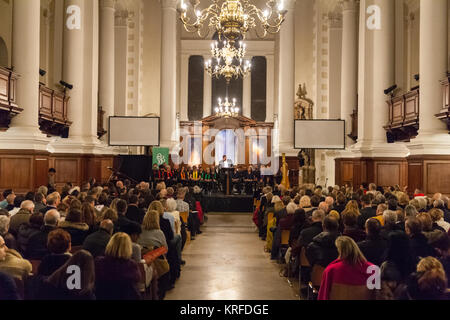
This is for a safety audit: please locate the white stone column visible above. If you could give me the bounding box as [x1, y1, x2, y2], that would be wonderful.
[203, 58, 212, 118]
[409, 0, 450, 155]
[160, 0, 178, 148]
[328, 12, 342, 120]
[1, 0, 48, 150]
[352, 0, 408, 157]
[180, 53, 189, 121]
[243, 59, 252, 118]
[277, 0, 296, 156]
[99, 0, 116, 139]
[340, 0, 358, 148]
[266, 54, 275, 122]
[114, 10, 128, 117]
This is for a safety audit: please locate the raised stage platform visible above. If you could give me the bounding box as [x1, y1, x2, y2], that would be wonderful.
[203, 193, 254, 213]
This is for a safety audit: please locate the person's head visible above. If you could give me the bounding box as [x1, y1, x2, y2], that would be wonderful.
[323, 215, 339, 233]
[328, 210, 340, 221]
[405, 217, 422, 236]
[388, 198, 398, 211]
[299, 196, 311, 208]
[48, 168, 56, 175]
[6, 193, 15, 205]
[433, 199, 445, 210]
[0, 235, 7, 261]
[66, 208, 82, 223]
[336, 193, 346, 205]
[0, 209, 9, 218]
[34, 192, 45, 205]
[383, 210, 397, 226]
[286, 202, 297, 215]
[37, 186, 48, 197]
[29, 213, 44, 228]
[12, 195, 24, 209]
[116, 199, 128, 215]
[405, 205, 418, 218]
[120, 222, 142, 242]
[376, 203, 388, 216]
[368, 183, 376, 191]
[311, 209, 325, 223]
[318, 201, 328, 213]
[47, 229, 71, 254]
[47, 192, 61, 207]
[415, 257, 448, 299]
[398, 193, 410, 207]
[342, 211, 358, 228]
[373, 194, 386, 206]
[81, 202, 96, 228]
[148, 200, 165, 216]
[417, 212, 433, 232]
[142, 210, 160, 231]
[310, 195, 321, 207]
[361, 194, 371, 207]
[20, 200, 35, 213]
[417, 197, 427, 211]
[105, 232, 133, 259]
[166, 198, 178, 212]
[335, 236, 367, 266]
[274, 199, 285, 212]
[0, 216, 10, 236]
[432, 193, 442, 201]
[324, 196, 334, 208]
[44, 209, 60, 226]
[116, 180, 124, 190]
[429, 208, 444, 224]
[99, 219, 114, 235]
[433, 233, 450, 257]
[365, 218, 381, 237]
[177, 189, 186, 201]
[103, 208, 118, 223]
[223, 155, 227, 161]
[47, 250, 95, 295]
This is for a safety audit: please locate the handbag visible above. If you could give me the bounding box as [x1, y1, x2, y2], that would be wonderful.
[153, 256, 170, 278]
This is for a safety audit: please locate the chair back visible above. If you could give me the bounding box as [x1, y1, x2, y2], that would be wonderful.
[281, 230, 290, 245]
[300, 247, 311, 267]
[310, 265, 325, 287]
[30, 260, 41, 275]
[180, 211, 188, 224]
[329, 283, 374, 300]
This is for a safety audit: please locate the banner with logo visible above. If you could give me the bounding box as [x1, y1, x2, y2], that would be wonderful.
[152, 147, 169, 166]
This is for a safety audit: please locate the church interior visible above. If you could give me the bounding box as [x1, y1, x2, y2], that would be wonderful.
[0, 0, 450, 302]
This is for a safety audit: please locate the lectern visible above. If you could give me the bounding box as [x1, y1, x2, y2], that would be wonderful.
[220, 167, 234, 195]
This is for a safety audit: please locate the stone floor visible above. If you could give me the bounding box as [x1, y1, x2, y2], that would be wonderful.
[165, 213, 300, 300]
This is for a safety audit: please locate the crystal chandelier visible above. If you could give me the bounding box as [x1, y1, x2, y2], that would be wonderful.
[214, 96, 240, 117]
[178, 0, 288, 43]
[205, 39, 251, 83]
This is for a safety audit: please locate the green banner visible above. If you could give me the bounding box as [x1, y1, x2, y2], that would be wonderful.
[152, 147, 169, 166]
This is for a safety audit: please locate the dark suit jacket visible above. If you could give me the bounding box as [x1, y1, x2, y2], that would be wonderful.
[297, 222, 323, 248]
[160, 217, 174, 242]
[410, 233, 435, 259]
[82, 229, 111, 258]
[357, 207, 377, 228]
[357, 235, 388, 266]
[26, 225, 57, 259]
[125, 205, 145, 224]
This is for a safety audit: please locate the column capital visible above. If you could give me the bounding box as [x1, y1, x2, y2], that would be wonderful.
[327, 11, 343, 28]
[340, 0, 358, 12]
[160, 0, 178, 10]
[100, 0, 116, 9]
[115, 10, 129, 27]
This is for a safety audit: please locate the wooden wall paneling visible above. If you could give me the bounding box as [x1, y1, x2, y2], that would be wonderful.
[54, 158, 81, 187]
[376, 163, 401, 187]
[407, 160, 423, 195]
[34, 156, 49, 188]
[424, 160, 450, 195]
[0, 156, 33, 193]
[100, 158, 113, 182]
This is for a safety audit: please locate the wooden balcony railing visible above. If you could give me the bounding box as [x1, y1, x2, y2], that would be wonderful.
[97, 106, 107, 139]
[384, 87, 419, 142]
[435, 77, 450, 131]
[0, 66, 22, 130]
[38, 83, 72, 137]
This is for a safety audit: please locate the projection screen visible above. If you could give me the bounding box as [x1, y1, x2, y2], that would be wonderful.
[109, 117, 160, 146]
[294, 120, 345, 149]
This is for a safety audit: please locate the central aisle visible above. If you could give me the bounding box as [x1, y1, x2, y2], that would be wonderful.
[165, 213, 298, 300]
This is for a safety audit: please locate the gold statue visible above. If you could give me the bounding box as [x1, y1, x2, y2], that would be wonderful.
[281, 153, 290, 190]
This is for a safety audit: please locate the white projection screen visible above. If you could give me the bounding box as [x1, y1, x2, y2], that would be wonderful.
[109, 117, 160, 146]
[294, 120, 345, 149]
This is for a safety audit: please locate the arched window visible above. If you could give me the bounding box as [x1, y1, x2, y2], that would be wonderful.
[0, 37, 8, 67]
[251, 56, 267, 121]
[188, 55, 204, 121]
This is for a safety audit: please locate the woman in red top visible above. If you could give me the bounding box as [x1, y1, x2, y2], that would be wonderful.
[318, 236, 374, 300]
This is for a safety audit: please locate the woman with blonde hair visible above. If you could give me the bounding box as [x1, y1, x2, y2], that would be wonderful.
[318, 236, 374, 300]
[94, 232, 141, 300]
[138, 210, 167, 250]
[299, 196, 311, 211]
[396, 256, 448, 300]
